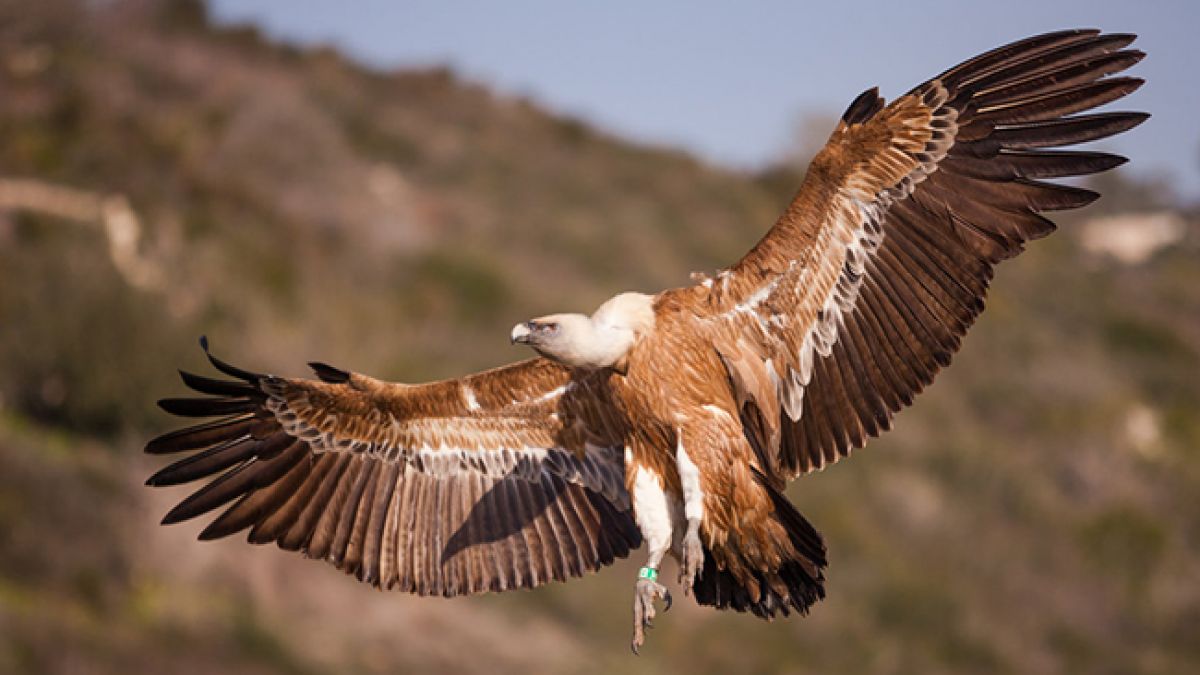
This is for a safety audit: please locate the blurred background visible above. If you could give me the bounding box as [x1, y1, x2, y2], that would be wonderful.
[1, 1, 1197, 673]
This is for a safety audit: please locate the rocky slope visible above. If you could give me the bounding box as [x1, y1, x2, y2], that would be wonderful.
[1, 2, 1198, 673]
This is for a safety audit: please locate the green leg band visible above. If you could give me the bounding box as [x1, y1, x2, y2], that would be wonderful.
[638, 566, 658, 581]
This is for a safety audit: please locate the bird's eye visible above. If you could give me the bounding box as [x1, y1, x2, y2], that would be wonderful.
[542, 322, 559, 333]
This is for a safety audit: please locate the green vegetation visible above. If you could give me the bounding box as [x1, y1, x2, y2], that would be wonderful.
[1, 1, 1197, 673]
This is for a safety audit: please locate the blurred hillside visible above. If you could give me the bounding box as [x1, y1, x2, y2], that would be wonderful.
[1, 1, 1198, 673]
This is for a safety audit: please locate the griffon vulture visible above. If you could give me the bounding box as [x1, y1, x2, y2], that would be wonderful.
[147, 29, 1147, 652]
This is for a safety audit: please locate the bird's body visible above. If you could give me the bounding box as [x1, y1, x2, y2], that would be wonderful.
[147, 30, 1148, 652]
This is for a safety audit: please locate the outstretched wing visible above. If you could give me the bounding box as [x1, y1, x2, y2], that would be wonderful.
[689, 29, 1146, 479]
[146, 341, 640, 596]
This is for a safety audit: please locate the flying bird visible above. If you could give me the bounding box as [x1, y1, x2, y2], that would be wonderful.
[147, 29, 1147, 652]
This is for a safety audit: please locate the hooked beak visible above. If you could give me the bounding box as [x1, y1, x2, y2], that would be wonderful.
[510, 322, 533, 345]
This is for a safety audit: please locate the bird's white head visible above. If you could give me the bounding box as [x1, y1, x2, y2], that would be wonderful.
[510, 292, 655, 372]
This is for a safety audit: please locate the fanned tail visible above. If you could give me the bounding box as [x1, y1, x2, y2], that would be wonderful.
[692, 470, 827, 619]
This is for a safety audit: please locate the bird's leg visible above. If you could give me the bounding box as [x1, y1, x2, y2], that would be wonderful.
[678, 519, 703, 593]
[629, 465, 674, 655]
[675, 430, 706, 594]
[631, 543, 671, 655]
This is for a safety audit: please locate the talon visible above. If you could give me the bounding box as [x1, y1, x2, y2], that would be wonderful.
[631, 576, 670, 653]
[631, 611, 646, 654]
[679, 530, 704, 596]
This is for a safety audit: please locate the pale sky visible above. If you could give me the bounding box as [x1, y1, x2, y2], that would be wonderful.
[209, 0, 1199, 202]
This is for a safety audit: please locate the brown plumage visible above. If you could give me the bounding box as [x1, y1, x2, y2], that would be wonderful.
[147, 30, 1146, 652]
[150, 345, 640, 594]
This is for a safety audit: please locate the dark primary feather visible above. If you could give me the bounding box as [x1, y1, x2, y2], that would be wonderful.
[156, 397, 258, 417]
[145, 437, 258, 486]
[144, 415, 258, 455]
[842, 86, 884, 125]
[957, 112, 1148, 155]
[199, 335, 264, 382]
[178, 370, 260, 397]
[309, 361, 351, 384]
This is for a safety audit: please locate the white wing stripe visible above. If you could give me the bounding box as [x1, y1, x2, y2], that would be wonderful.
[706, 85, 958, 425]
[262, 388, 629, 507]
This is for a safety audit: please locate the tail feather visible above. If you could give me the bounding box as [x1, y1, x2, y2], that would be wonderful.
[692, 470, 827, 619]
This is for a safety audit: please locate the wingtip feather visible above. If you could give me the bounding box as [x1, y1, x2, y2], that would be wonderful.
[309, 361, 351, 384]
[195, 336, 263, 382]
[842, 86, 884, 125]
[198, 520, 237, 541]
[160, 508, 187, 526]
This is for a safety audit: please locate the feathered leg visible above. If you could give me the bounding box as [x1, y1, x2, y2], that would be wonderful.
[675, 430, 706, 592]
[627, 463, 676, 654]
